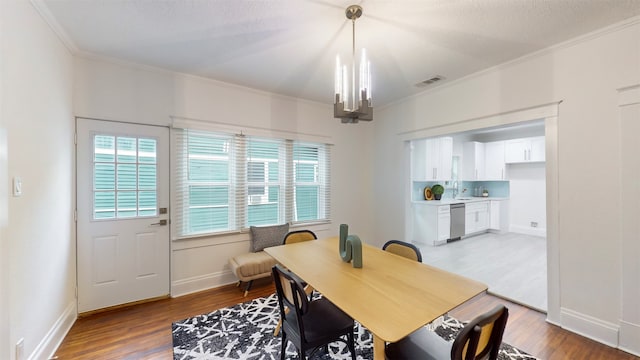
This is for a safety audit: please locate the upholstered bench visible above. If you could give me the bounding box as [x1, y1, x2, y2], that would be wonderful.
[229, 223, 289, 296]
[229, 251, 278, 296]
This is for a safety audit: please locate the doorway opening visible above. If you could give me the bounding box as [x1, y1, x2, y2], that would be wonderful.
[399, 102, 560, 321]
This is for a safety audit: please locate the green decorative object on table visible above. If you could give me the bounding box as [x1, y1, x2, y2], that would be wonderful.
[339, 224, 363, 268]
[431, 184, 444, 200]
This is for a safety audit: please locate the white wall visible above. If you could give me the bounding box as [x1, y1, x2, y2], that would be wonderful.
[0, 2, 9, 358]
[506, 162, 546, 236]
[1, 1, 76, 360]
[73, 56, 374, 296]
[373, 18, 640, 352]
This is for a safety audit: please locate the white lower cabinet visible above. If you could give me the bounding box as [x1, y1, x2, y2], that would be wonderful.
[414, 200, 505, 245]
[437, 205, 451, 243]
[413, 204, 450, 246]
[489, 200, 509, 233]
[465, 201, 489, 235]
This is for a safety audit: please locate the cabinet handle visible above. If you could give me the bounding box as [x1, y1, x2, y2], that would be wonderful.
[501, 168, 504, 180]
[523, 149, 526, 161]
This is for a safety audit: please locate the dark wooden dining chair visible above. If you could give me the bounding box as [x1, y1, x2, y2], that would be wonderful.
[382, 240, 423, 262]
[283, 229, 317, 244]
[272, 264, 356, 360]
[273, 229, 317, 336]
[385, 305, 509, 360]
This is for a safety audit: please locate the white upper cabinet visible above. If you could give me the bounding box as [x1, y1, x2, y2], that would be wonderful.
[463, 140, 506, 180]
[412, 137, 453, 181]
[505, 136, 545, 163]
[462, 141, 485, 180]
[529, 137, 545, 162]
[484, 141, 506, 180]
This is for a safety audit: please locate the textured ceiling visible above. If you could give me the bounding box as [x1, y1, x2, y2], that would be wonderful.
[35, 0, 640, 106]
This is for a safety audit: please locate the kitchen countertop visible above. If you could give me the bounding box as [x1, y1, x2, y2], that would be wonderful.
[412, 197, 509, 205]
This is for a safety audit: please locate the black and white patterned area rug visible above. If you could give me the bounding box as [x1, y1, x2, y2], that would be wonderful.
[172, 293, 537, 360]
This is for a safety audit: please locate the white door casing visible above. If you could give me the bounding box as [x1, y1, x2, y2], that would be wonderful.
[76, 118, 170, 313]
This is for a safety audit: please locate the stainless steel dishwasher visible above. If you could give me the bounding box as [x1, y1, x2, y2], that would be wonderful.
[449, 203, 465, 241]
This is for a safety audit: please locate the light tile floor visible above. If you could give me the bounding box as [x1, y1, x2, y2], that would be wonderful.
[418, 232, 547, 312]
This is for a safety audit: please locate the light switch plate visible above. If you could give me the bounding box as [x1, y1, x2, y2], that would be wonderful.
[13, 177, 22, 197]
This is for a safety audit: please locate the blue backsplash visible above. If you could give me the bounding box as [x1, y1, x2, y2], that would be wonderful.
[413, 180, 510, 201]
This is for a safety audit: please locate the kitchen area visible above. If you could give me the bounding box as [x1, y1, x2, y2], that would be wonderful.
[409, 120, 548, 311]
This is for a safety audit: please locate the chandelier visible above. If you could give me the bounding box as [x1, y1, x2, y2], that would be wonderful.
[334, 5, 373, 124]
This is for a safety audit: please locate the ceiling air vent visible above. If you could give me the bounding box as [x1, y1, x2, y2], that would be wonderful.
[415, 75, 445, 87]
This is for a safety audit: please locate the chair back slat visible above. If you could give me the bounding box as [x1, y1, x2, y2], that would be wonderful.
[382, 240, 423, 262]
[272, 264, 312, 342]
[453, 305, 509, 360]
[283, 230, 317, 244]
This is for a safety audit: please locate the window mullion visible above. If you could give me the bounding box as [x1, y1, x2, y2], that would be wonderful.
[284, 140, 293, 223]
[235, 134, 247, 230]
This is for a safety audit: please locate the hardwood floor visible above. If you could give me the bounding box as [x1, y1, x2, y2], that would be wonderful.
[53, 279, 638, 360]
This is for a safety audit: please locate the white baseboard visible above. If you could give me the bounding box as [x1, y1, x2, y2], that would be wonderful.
[560, 307, 619, 348]
[171, 270, 238, 297]
[509, 224, 546, 237]
[619, 320, 640, 356]
[31, 300, 77, 360]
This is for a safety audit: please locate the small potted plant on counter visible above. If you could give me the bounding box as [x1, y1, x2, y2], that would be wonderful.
[431, 184, 444, 200]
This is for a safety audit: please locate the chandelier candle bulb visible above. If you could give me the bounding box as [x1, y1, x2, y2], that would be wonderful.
[359, 49, 372, 105]
[342, 64, 349, 108]
[335, 56, 342, 97]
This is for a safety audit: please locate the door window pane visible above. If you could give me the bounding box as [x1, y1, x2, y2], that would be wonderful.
[94, 135, 115, 162]
[117, 137, 137, 163]
[117, 164, 137, 190]
[94, 191, 115, 219]
[138, 165, 156, 190]
[138, 191, 157, 217]
[117, 191, 137, 218]
[94, 164, 115, 190]
[138, 138, 157, 163]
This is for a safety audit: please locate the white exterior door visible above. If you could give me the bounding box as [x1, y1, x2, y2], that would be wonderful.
[76, 118, 170, 313]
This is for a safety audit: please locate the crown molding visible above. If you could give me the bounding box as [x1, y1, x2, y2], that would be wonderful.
[30, 0, 79, 53]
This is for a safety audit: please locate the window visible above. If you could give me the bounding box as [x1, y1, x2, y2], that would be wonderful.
[246, 139, 284, 226]
[179, 131, 232, 234]
[174, 129, 330, 238]
[293, 143, 326, 221]
[93, 135, 158, 220]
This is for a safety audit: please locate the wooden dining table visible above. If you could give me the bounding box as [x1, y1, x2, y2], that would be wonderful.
[265, 236, 488, 360]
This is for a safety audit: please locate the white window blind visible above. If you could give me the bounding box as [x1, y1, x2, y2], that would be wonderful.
[292, 142, 330, 223]
[173, 128, 331, 239]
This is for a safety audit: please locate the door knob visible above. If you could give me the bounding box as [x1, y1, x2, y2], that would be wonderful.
[151, 219, 167, 226]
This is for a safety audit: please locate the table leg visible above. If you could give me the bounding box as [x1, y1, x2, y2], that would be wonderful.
[373, 334, 385, 359]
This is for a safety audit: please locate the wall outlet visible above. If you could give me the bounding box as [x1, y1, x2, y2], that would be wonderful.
[16, 338, 24, 360]
[530, 221, 538, 228]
